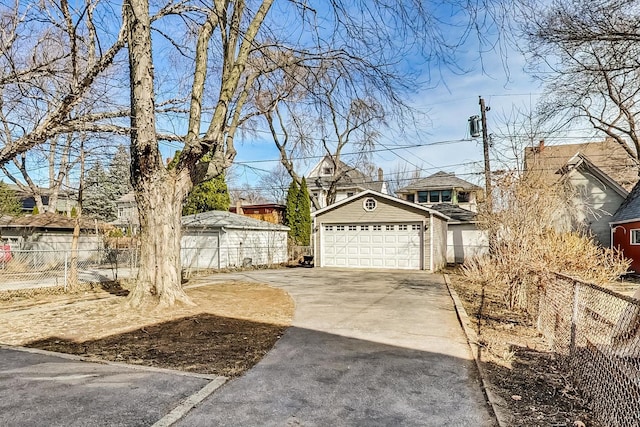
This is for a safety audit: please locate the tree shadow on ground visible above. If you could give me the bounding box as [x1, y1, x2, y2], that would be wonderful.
[26, 313, 287, 378]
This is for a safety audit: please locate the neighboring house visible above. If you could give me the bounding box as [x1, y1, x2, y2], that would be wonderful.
[525, 139, 637, 247]
[312, 190, 449, 271]
[611, 181, 640, 273]
[229, 202, 285, 225]
[524, 139, 638, 191]
[396, 171, 483, 212]
[307, 155, 387, 210]
[113, 192, 139, 233]
[0, 213, 101, 258]
[429, 203, 488, 264]
[181, 210, 289, 271]
[5, 183, 77, 215]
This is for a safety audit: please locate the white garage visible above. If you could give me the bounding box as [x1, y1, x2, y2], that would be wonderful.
[312, 190, 449, 271]
[181, 210, 289, 271]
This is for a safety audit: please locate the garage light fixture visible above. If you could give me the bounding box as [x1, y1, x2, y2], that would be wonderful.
[363, 198, 377, 211]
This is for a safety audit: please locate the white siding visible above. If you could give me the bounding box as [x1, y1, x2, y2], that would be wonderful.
[181, 232, 220, 270]
[447, 224, 488, 263]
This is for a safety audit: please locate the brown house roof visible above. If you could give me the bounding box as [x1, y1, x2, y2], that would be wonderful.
[2, 213, 98, 230]
[524, 139, 639, 191]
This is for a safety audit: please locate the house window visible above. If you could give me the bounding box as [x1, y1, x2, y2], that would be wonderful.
[441, 190, 452, 202]
[429, 191, 440, 203]
[458, 191, 470, 203]
[347, 192, 354, 197]
[632, 229, 640, 245]
[363, 198, 377, 211]
[418, 191, 428, 203]
[323, 167, 333, 175]
[405, 194, 415, 203]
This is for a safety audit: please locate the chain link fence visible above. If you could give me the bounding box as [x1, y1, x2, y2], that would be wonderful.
[0, 248, 138, 291]
[538, 273, 640, 427]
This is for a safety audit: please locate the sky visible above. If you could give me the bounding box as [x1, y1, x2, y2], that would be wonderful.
[228, 36, 544, 191]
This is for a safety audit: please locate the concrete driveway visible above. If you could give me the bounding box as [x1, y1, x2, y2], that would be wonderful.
[0, 268, 495, 426]
[179, 268, 495, 426]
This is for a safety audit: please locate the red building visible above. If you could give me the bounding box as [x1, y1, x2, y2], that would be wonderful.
[611, 182, 640, 273]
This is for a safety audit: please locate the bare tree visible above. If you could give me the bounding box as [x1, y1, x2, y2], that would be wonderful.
[257, 164, 291, 204]
[386, 161, 424, 196]
[520, 0, 640, 166]
[1, 0, 511, 306]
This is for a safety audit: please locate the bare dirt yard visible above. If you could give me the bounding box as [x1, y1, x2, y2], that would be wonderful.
[0, 279, 294, 378]
[447, 269, 601, 427]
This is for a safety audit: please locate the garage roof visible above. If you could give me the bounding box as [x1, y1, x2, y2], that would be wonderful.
[312, 189, 450, 221]
[182, 210, 289, 231]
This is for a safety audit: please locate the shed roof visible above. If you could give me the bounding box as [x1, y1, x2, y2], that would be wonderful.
[182, 210, 289, 231]
[429, 204, 477, 223]
[396, 171, 482, 193]
[0, 213, 99, 230]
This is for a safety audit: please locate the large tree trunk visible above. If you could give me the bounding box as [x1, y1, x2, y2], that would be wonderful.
[127, 176, 192, 306]
[125, 0, 192, 307]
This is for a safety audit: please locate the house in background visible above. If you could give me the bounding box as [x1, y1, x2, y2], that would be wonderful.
[395, 171, 483, 212]
[5, 183, 77, 215]
[113, 192, 139, 233]
[307, 155, 387, 210]
[524, 139, 637, 247]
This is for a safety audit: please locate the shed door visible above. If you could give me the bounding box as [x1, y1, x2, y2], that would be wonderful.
[321, 223, 422, 269]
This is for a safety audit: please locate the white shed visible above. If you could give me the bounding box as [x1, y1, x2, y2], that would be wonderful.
[181, 211, 289, 271]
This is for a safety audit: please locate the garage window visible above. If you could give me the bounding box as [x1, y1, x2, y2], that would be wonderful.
[325, 225, 333, 231]
[399, 224, 408, 231]
[373, 225, 382, 231]
[386, 225, 394, 231]
[412, 224, 421, 230]
[363, 198, 377, 211]
[361, 225, 369, 231]
[348, 225, 357, 231]
[337, 225, 345, 231]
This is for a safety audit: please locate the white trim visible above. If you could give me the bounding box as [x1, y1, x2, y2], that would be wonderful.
[631, 229, 640, 245]
[610, 218, 640, 226]
[312, 189, 451, 221]
[429, 214, 434, 272]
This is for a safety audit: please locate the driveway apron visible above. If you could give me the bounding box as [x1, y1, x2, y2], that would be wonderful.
[178, 269, 495, 427]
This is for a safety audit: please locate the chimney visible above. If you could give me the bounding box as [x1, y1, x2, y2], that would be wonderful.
[235, 200, 243, 215]
[377, 167, 384, 182]
[538, 140, 545, 151]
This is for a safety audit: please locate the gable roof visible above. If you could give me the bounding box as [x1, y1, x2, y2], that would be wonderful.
[396, 171, 482, 193]
[524, 139, 639, 191]
[182, 210, 289, 231]
[559, 153, 629, 198]
[429, 203, 477, 223]
[307, 155, 385, 192]
[611, 178, 640, 224]
[311, 189, 450, 221]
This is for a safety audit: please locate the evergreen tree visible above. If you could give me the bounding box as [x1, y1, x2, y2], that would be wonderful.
[82, 145, 132, 221]
[285, 180, 300, 243]
[297, 177, 311, 246]
[182, 173, 231, 215]
[168, 150, 231, 215]
[0, 182, 21, 216]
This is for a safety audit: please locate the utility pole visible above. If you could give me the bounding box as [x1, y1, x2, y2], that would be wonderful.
[479, 96, 492, 213]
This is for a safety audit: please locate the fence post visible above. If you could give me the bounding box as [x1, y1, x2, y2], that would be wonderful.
[64, 252, 68, 291]
[569, 280, 579, 357]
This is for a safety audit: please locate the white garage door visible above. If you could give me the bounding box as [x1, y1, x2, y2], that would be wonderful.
[321, 223, 422, 269]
